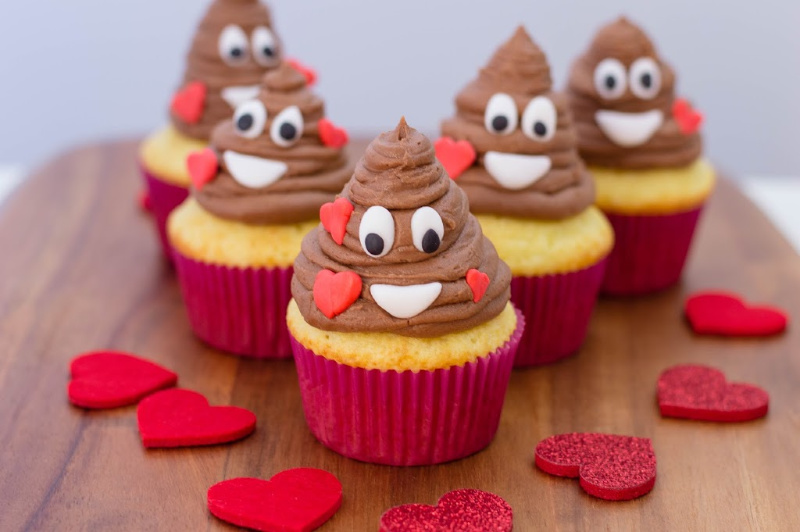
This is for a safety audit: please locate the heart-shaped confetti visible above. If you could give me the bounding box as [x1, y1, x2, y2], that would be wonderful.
[434, 137, 476, 180]
[313, 269, 362, 319]
[658, 364, 769, 422]
[685, 291, 787, 337]
[68, 351, 177, 409]
[287, 58, 318, 86]
[137, 388, 256, 448]
[187, 148, 219, 191]
[170, 81, 207, 125]
[380, 489, 512, 532]
[672, 98, 703, 135]
[208, 469, 342, 532]
[318, 118, 349, 149]
[535, 433, 657, 501]
[466, 269, 490, 303]
[320, 198, 354, 245]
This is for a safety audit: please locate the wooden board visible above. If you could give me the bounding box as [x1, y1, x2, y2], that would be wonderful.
[0, 140, 798, 531]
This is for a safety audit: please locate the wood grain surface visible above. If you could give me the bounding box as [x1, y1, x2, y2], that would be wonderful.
[0, 140, 798, 531]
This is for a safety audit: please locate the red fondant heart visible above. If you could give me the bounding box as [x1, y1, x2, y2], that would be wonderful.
[466, 269, 490, 303]
[535, 433, 657, 501]
[313, 269, 362, 319]
[672, 98, 703, 135]
[68, 351, 177, 409]
[685, 291, 788, 337]
[320, 197, 354, 245]
[380, 489, 512, 532]
[318, 118, 349, 149]
[434, 137, 476, 180]
[187, 148, 219, 191]
[170, 81, 207, 125]
[658, 364, 769, 422]
[137, 388, 256, 448]
[287, 58, 318, 86]
[208, 469, 342, 532]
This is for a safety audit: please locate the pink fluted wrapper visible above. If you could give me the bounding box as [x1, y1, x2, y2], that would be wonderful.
[141, 168, 189, 260]
[290, 308, 524, 466]
[601, 207, 703, 296]
[173, 250, 293, 358]
[511, 258, 607, 367]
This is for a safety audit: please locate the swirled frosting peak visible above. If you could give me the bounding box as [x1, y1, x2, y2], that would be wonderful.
[566, 17, 702, 168]
[291, 118, 512, 337]
[440, 26, 594, 219]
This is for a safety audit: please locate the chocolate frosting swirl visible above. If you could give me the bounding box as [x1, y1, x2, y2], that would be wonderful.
[441, 26, 594, 220]
[292, 119, 512, 337]
[566, 17, 702, 168]
[171, 0, 283, 140]
[193, 63, 353, 224]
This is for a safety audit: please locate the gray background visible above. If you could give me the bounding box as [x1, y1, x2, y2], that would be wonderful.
[1, 0, 798, 176]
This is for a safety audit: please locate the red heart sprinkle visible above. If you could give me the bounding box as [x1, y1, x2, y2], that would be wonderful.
[138, 190, 152, 213]
[170, 81, 207, 125]
[685, 291, 787, 337]
[320, 197, 354, 245]
[466, 269, 490, 303]
[672, 98, 703, 135]
[208, 469, 342, 532]
[434, 137, 476, 180]
[187, 148, 219, 191]
[535, 433, 657, 501]
[137, 388, 256, 448]
[658, 364, 769, 422]
[68, 351, 177, 409]
[318, 118, 349, 148]
[287, 58, 318, 86]
[380, 489, 512, 532]
[313, 269, 362, 319]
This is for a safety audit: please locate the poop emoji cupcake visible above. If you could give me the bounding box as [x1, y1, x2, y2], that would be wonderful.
[438, 27, 614, 366]
[287, 118, 523, 466]
[168, 62, 351, 358]
[566, 17, 715, 295]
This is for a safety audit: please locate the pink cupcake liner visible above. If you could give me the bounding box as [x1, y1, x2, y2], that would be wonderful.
[290, 308, 524, 466]
[173, 250, 293, 359]
[601, 207, 703, 296]
[141, 167, 189, 260]
[510, 258, 607, 367]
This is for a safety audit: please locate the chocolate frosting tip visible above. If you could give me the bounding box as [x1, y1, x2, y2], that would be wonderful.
[394, 117, 411, 141]
[263, 62, 308, 92]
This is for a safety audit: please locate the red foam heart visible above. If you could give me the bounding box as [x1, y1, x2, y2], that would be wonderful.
[658, 364, 769, 422]
[287, 58, 318, 86]
[313, 269, 362, 319]
[685, 291, 787, 337]
[318, 118, 349, 148]
[320, 197, 354, 245]
[187, 148, 219, 191]
[137, 388, 256, 448]
[208, 469, 342, 532]
[68, 351, 177, 409]
[466, 269, 490, 303]
[170, 81, 207, 125]
[672, 98, 703, 135]
[380, 489, 512, 532]
[434, 137, 476, 180]
[535, 433, 657, 501]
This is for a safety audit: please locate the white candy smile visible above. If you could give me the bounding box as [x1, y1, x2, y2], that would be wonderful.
[595, 109, 664, 147]
[484, 151, 552, 190]
[370, 282, 443, 319]
[221, 85, 261, 108]
[223, 150, 287, 189]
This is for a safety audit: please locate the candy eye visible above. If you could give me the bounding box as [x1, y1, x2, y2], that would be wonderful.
[521, 97, 557, 142]
[218, 25, 249, 66]
[629, 57, 661, 100]
[411, 207, 444, 254]
[251, 26, 279, 67]
[484, 93, 518, 135]
[233, 100, 267, 138]
[359, 206, 395, 258]
[269, 106, 304, 147]
[593, 58, 627, 99]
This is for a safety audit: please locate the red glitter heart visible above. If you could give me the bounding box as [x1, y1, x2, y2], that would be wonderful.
[208, 469, 342, 532]
[170, 81, 206, 125]
[320, 197, 354, 245]
[685, 291, 787, 337]
[672, 98, 703, 135]
[466, 269, 490, 303]
[535, 433, 657, 501]
[318, 118, 349, 148]
[287, 58, 318, 86]
[68, 351, 177, 409]
[187, 148, 219, 191]
[313, 269, 362, 319]
[137, 388, 256, 448]
[380, 489, 512, 532]
[434, 137, 476, 180]
[658, 364, 769, 422]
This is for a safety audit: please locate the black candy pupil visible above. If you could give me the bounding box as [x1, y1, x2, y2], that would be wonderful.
[365, 233, 384, 256]
[605, 76, 616, 89]
[641, 73, 652, 88]
[230, 47, 243, 58]
[279, 123, 297, 140]
[236, 114, 253, 131]
[492, 115, 509, 132]
[421, 229, 440, 253]
[263, 47, 274, 57]
[534, 122, 547, 137]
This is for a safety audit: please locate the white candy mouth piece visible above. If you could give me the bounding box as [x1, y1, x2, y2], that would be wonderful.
[483, 152, 552, 190]
[223, 150, 287, 189]
[594, 109, 664, 147]
[369, 282, 443, 319]
[221, 85, 261, 108]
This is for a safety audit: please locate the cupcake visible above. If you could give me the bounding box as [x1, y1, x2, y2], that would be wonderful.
[438, 27, 613, 366]
[168, 62, 352, 358]
[566, 17, 715, 295]
[288, 118, 523, 465]
[140, 0, 287, 259]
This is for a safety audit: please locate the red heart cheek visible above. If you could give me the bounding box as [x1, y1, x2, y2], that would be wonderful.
[320, 197, 354, 245]
[434, 137, 476, 179]
[313, 269, 362, 319]
[187, 148, 219, 190]
[171, 81, 207, 125]
[466, 269, 490, 303]
[318, 118, 349, 148]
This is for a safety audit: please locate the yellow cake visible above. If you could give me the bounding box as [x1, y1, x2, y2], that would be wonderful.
[139, 125, 207, 186]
